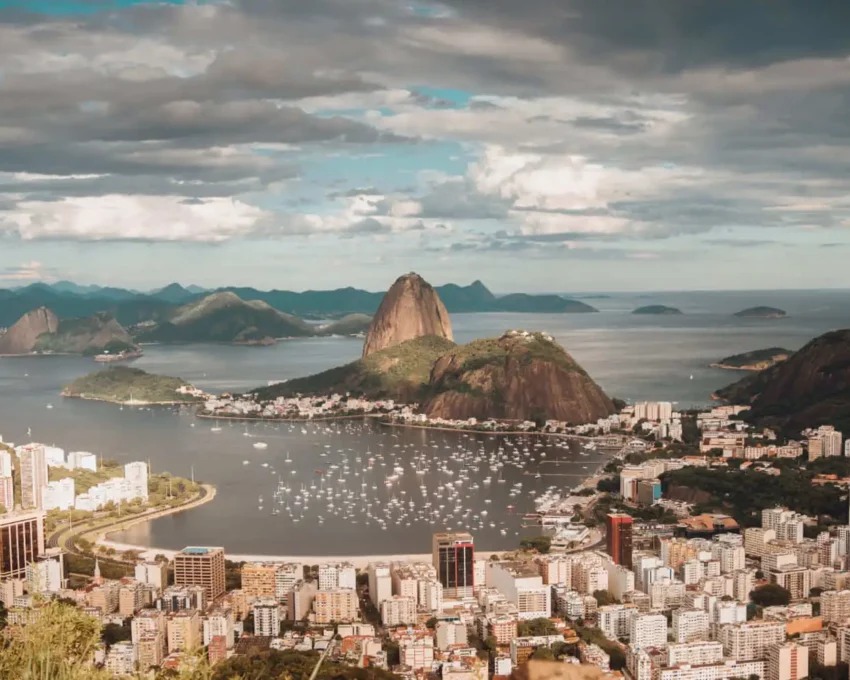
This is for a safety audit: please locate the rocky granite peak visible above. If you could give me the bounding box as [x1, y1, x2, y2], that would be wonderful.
[0, 307, 59, 355]
[362, 272, 453, 358]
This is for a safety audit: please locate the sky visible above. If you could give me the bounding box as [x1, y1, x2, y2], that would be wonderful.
[0, 1, 849, 293]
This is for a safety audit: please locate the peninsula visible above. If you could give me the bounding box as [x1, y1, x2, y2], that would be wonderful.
[632, 305, 683, 315]
[0, 308, 138, 356]
[62, 366, 205, 405]
[711, 347, 792, 371]
[733, 306, 787, 318]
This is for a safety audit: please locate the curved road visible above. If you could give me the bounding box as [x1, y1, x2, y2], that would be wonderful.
[47, 484, 213, 557]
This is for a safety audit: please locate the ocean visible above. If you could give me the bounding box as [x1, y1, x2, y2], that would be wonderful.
[0, 289, 847, 555]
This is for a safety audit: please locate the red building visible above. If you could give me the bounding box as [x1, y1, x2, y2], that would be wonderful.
[606, 513, 633, 569]
[208, 635, 228, 665]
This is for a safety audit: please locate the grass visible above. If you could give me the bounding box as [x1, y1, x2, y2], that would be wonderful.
[63, 366, 200, 403]
[48, 461, 123, 495]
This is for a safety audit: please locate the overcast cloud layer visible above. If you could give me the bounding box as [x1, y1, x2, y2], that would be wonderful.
[0, 0, 848, 291]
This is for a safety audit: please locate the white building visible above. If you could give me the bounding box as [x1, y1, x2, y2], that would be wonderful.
[0, 451, 11, 477]
[124, 462, 149, 500]
[104, 641, 137, 677]
[400, 637, 434, 670]
[630, 613, 667, 649]
[66, 451, 97, 472]
[42, 478, 75, 511]
[436, 621, 468, 650]
[203, 610, 235, 649]
[672, 609, 710, 643]
[598, 604, 637, 641]
[486, 561, 551, 619]
[368, 562, 392, 608]
[253, 598, 280, 637]
[381, 595, 417, 627]
[719, 621, 786, 661]
[606, 562, 635, 600]
[318, 562, 356, 591]
[25, 553, 64, 594]
[135, 561, 167, 592]
[419, 579, 443, 613]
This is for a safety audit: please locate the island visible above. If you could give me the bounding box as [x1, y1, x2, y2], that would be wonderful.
[61, 366, 205, 405]
[733, 306, 787, 318]
[711, 347, 792, 371]
[632, 305, 683, 315]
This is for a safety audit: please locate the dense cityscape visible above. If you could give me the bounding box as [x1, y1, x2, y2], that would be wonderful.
[4, 397, 850, 680]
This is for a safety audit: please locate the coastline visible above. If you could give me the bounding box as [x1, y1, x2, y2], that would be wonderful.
[196, 412, 382, 423]
[62, 392, 203, 406]
[709, 363, 761, 371]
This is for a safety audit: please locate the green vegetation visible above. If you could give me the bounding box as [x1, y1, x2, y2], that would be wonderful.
[135, 292, 314, 343]
[593, 589, 618, 606]
[518, 618, 559, 637]
[750, 583, 792, 607]
[446, 331, 584, 376]
[81, 339, 137, 357]
[661, 457, 849, 527]
[712, 347, 791, 370]
[575, 624, 625, 670]
[519, 536, 552, 554]
[253, 335, 456, 401]
[63, 366, 201, 404]
[632, 305, 683, 315]
[318, 313, 372, 336]
[212, 649, 401, 680]
[33, 312, 137, 355]
[48, 461, 122, 495]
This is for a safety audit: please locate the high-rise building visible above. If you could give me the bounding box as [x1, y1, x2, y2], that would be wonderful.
[368, 562, 392, 607]
[252, 598, 281, 636]
[242, 562, 279, 599]
[433, 532, 474, 598]
[598, 604, 637, 641]
[0, 509, 45, 580]
[672, 608, 710, 643]
[42, 478, 75, 511]
[606, 513, 633, 569]
[317, 562, 356, 590]
[135, 560, 168, 593]
[174, 547, 226, 602]
[313, 589, 359, 624]
[720, 620, 786, 661]
[767, 642, 808, 680]
[167, 609, 201, 653]
[380, 594, 417, 627]
[25, 550, 64, 594]
[17, 444, 47, 510]
[203, 609, 235, 649]
[0, 476, 14, 512]
[124, 462, 149, 500]
[0, 451, 11, 478]
[629, 613, 667, 648]
[821, 590, 850, 623]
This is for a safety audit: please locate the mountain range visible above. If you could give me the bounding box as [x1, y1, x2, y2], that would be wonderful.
[0, 280, 598, 328]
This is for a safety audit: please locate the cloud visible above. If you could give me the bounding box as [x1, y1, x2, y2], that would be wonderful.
[0, 195, 269, 243]
[0, 260, 55, 283]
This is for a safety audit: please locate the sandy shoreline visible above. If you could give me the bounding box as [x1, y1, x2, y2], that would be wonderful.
[62, 393, 202, 406]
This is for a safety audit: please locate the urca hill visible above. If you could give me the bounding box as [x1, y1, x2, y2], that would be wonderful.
[256, 272, 614, 424]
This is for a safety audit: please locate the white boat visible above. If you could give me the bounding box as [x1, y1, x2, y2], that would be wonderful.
[253, 442, 268, 450]
[46, 404, 54, 410]
[211, 427, 222, 433]
[242, 460, 250, 465]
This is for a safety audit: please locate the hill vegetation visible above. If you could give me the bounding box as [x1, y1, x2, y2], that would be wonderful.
[253, 335, 456, 401]
[711, 347, 792, 371]
[734, 306, 787, 318]
[62, 366, 201, 405]
[422, 330, 615, 424]
[317, 313, 372, 336]
[632, 305, 683, 315]
[714, 329, 850, 435]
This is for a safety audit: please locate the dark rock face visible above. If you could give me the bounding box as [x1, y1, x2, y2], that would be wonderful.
[422, 330, 615, 424]
[362, 273, 453, 358]
[0, 307, 59, 354]
[714, 329, 850, 433]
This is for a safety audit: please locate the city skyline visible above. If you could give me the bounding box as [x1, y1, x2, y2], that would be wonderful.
[1, 1, 849, 292]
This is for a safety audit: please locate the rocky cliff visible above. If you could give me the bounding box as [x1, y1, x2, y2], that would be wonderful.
[362, 273, 453, 358]
[0, 307, 59, 354]
[34, 312, 137, 355]
[714, 329, 850, 433]
[421, 330, 615, 424]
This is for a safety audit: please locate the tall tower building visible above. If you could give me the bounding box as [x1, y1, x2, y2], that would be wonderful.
[606, 513, 634, 569]
[0, 509, 45, 580]
[18, 445, 47, 510]
[174, 547, 226, 602]
[432, 532, 474, 598]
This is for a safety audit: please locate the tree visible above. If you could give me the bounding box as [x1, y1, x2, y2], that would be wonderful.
[596, 477, 620, 493]
[530, 647, 555, 661]
[102, 622, 131, 646]
[593, 590, 617, 606]
[750, 583, 791, 608]
[519, 536, 552, 554]
[518, 618, 559, 637]
[425, 617, 438, 630]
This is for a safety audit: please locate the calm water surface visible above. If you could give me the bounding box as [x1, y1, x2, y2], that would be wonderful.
[0, 289, 847, 554]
